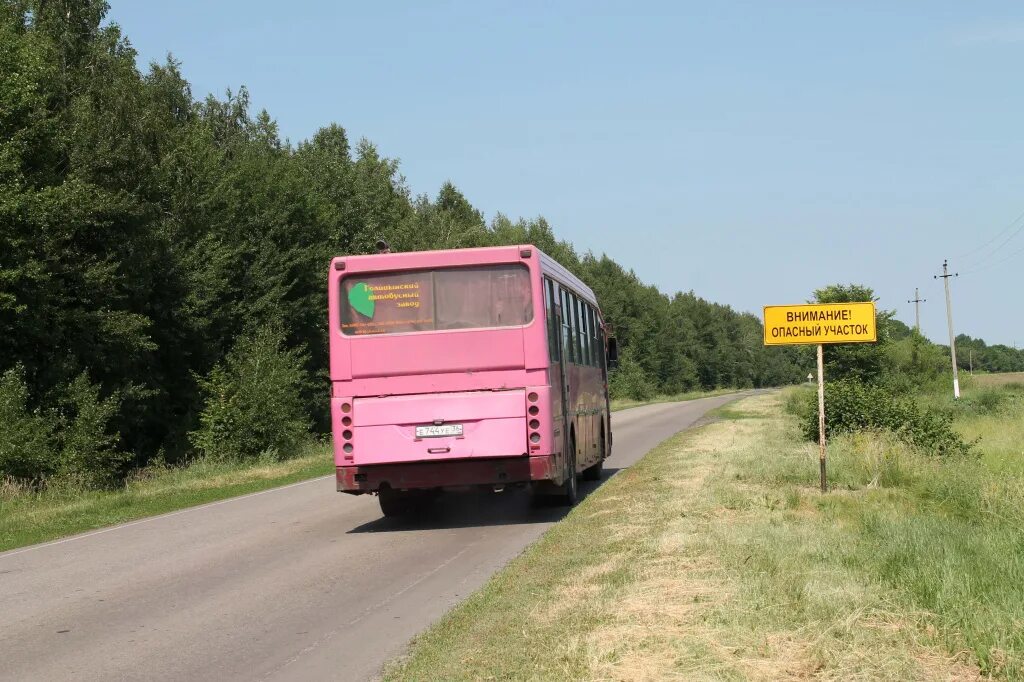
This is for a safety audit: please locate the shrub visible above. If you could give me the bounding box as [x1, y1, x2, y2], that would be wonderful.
[950, 385, 1024, 419]
[800, 378, 972, 457]
[782, 385, 813, 417]
[0, 366, 57, 481]
[609, 352, 654, 401]
[190, 326, 311, 461]
[884, 332, 948, 391]
[58, 373, 131, 488]
[812, 284, 890, 383]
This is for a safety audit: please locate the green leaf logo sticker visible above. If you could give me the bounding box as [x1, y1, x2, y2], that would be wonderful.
[348, 283, 375, 318]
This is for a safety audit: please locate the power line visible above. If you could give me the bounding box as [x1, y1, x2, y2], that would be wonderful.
[960, 240, 1024, 275]
[959, 211, 1024, 270]
[957, 208, 1024, 261]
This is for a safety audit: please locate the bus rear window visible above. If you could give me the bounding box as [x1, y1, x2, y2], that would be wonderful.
[340, 264, 533, 335]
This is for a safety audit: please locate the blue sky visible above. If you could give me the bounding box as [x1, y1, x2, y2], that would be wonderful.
[109, 1, 1024, 347]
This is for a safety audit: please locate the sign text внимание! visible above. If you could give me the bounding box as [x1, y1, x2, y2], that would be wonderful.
[763, 302, 877, 346]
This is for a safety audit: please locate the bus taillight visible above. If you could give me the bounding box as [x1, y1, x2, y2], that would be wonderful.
[340, 400, 354, 459]
[527, 391, 542, 449]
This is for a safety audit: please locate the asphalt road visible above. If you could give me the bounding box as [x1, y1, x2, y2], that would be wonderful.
[0, 391, 753, 682]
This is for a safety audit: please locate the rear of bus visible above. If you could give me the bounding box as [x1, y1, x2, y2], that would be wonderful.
[328, 245, 569, 515]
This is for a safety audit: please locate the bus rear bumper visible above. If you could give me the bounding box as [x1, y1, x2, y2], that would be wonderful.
[336, 454, 556, 493]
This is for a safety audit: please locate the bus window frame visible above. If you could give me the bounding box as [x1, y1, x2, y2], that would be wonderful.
[338, 263, 535, 337]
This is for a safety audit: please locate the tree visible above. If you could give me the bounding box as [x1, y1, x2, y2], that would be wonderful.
[58, 372, 129, 488]
[0, 366, 55, 481]
[190, 327, 311, 461]
[812, 284, 893, 383]
[0, 0, 841, 487]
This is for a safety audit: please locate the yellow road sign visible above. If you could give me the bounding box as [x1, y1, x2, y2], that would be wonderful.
[763, 302, 877, 346]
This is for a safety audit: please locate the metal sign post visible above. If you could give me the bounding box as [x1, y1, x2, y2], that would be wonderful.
[763, 302, 878, 494]
[816, 343, 826, 492]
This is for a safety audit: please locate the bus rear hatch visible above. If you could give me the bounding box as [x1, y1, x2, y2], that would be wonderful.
[349, 390, 527, 465]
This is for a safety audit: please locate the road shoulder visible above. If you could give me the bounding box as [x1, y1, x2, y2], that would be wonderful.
[382, 392, 980, 681]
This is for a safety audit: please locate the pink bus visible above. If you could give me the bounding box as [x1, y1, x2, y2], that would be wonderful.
[328, 244, 618, 517]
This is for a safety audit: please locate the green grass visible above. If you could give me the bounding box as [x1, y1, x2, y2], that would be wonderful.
[734, 391, 1024, 678]
[0, 445, 333, 553]
[610, 387, 739, 412]
[954, 382, 1024, 474]
[385, 386, 1024, 680]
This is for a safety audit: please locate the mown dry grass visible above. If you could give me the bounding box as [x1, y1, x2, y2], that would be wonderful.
[385, 393, 995, 681]
[972, 372, 1024, 388]
[0, 445, 333, 552]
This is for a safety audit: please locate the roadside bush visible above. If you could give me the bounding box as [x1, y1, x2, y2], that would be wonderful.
[58, 373, 131, 488]
[883, 332, 948, 392]
[0, 366, 56, 482]
[609, 352, 654, 401]
[800, 378, 972, 457]
[813, 284, 889, 383]
[950, 384, 1024, 419]
[190, 327, 311, 461]
[782, 385, 813, 417]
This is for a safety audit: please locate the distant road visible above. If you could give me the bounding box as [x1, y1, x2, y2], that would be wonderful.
[0, 392, 756, 682]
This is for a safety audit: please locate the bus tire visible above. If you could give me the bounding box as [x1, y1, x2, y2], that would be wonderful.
[582, 429, 605, 482]
[558, 437, 579, 506]
[378, 486, 412, 517]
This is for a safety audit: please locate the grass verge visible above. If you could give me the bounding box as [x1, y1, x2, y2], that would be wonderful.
[385, 390, 1024, 680]
[0, 445, 333, 553]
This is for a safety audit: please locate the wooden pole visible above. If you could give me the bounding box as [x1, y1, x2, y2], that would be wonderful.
[936, 260, 960, 399]
[817, 343, 827, 493]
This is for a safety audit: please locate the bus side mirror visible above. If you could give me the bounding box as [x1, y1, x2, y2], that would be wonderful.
[607, 337, 619, 370]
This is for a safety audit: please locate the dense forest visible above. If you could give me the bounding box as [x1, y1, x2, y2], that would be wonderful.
[951, 335, 1024, 374]
[1, 2, 1017, 487]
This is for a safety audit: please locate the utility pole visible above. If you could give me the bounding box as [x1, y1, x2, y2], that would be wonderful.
[907, 288, 926, 333]
[934, 259, 960, 399]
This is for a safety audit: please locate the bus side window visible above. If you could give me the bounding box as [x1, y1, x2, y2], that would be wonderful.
[545, 278, 559, 362]
[585, 303, 593, 366]
[560, 288, 574, 364]
[577, 294, 586, 365]
[578, 298, 590, 368]
[586, 305, 597, 367]
[572, 293, 581, 365]
[573, 294, 582, 366]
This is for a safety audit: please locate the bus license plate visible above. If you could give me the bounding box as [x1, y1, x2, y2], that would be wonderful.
[415, 424, 463, 438]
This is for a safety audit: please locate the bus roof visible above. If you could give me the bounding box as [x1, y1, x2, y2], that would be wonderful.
[330, 244, 599, 308]
[537, 250, 597, 307]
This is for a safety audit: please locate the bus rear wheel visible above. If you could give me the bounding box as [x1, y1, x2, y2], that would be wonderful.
[378, 485, 415, 517]
[582, 429, 605, 482]
[558, 438, 579, 506]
